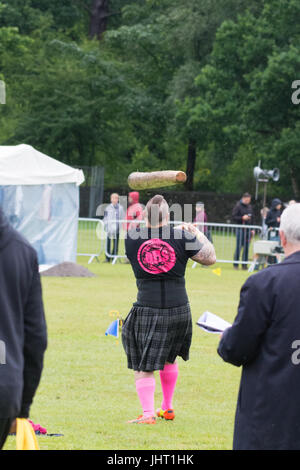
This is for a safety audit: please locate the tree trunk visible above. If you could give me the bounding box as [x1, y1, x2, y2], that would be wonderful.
[185, 139, 196, 190]
[89, 0, 109, 40]
[290, 167, 300, 199]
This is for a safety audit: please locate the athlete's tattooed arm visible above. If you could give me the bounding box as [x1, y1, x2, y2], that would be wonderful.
[192, 238, 216, 266]
[177, 223, 216, 266]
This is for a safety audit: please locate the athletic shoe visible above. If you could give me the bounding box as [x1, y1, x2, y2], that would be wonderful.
[28, 419, 47, 435]
[127, 415, 156, 424]
[156, 408, 175, 420]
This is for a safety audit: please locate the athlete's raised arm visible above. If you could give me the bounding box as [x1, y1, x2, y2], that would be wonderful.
[179, 223, 216, 266]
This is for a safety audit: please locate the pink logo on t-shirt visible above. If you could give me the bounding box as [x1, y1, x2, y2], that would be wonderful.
[137, 239, 176, 274]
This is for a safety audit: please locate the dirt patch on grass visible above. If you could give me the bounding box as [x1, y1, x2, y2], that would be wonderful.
[41, 262, 96, 277]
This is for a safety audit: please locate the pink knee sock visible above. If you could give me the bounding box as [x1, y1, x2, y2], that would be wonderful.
[135, 377, 156, 417]
[160, 363, 179, 410]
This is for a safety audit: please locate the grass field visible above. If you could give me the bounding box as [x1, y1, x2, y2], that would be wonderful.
[4, 258, 252, 450]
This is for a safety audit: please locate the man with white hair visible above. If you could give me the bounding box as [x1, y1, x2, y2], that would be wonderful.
[218, 203, 300, 449]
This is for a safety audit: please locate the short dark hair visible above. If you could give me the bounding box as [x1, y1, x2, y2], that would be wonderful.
[242, 192, 251, 198]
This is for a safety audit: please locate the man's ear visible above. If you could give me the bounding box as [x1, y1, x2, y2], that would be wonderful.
[279, 230, 286, 247]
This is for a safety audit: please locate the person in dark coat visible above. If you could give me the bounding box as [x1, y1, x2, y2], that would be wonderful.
[232, 193, 254, 270]
[218, 202, 300, 450]
[265, 198, 282, 263]
[0, 208, 47, 449]
[265, 198, 282, 237]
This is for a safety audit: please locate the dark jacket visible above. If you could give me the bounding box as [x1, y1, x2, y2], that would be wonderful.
[265, 198, 282, 228]
[218, 250, 300, 449]
[0, 209, 47, 419]
[232, 200, 254, 225]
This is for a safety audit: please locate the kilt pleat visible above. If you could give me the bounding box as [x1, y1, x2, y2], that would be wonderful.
[121, 303, 192, 371]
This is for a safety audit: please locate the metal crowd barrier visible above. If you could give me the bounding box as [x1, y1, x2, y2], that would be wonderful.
[103, 219, 187, 265]
[192, 222, 263, 267]
[77, 218, 264, 267]
[77, 218, 105, 264]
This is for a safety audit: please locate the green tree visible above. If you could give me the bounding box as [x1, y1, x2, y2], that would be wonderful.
[9, 40, 131, 168]
[178, 0, 300, 197]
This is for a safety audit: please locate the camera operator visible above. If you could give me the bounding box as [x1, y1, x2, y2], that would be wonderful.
[266, 198, 282, 236]
[232, 193, 254, 270]
[266, 198, 283, 264]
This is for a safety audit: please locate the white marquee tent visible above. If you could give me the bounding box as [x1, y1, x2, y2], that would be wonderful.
[0, 144, 84, 265]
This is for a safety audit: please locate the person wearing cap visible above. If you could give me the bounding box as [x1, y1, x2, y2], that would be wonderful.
[265, 198, 283, 264]
[232, 193, 254, 270]
[266, 198, 282, 235]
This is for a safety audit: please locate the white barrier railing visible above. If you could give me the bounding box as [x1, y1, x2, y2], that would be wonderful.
[77, 218, 263, 267]
[77, 218, 105, 264]
[192, 222, 263, 267]
[103, 219, 186, 265]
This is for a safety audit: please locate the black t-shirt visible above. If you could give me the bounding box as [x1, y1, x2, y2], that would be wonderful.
[125, 225, 203, 308]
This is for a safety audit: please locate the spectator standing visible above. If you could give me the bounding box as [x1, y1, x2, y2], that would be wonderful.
[265, 198, 282, 239]
[265, 198, 282, 264]
[232, 193, 254, 270]
[0, 208, 47, 449]
[103, 193, 125, 262]
[193, 202, 212, 243]
[261, 206, 269, 239]
[218, 203, 300, 450]
[125, 192, 144, 232]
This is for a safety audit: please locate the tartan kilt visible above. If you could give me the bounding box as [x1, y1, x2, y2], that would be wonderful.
[121, 303, 192, 372]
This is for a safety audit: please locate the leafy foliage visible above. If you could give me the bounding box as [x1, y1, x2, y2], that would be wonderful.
[0, 0, 299, 197]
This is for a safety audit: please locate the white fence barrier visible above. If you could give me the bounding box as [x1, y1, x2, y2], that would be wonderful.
[77, 218, 105, 264]
[77, 218, 264, 267]
[103, 219, 185, 265]
[192, 222, 263, 267]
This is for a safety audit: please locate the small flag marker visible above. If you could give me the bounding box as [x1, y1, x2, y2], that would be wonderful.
[105, 319, 119, 338]
[109, 310, 120, 318]
[212, 268, 222, 277]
